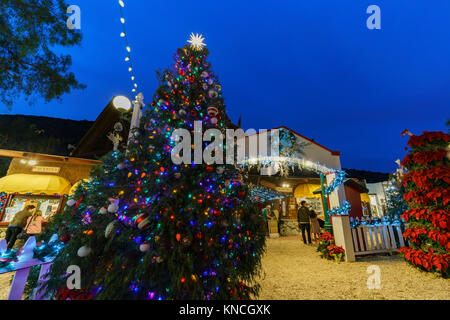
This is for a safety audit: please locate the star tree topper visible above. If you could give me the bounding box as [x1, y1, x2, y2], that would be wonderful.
[188, 33, 206, 50]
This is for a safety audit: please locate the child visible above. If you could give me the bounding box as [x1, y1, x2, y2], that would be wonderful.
[309, 210, 321, 242]
[25, 210, 46, 239]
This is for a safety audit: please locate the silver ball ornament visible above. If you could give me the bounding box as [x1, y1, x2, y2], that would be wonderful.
[77, 246, 91, 257]
[66, 199, 76, 207]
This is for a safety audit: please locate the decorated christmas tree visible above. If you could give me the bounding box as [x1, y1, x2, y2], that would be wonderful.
[398, 131, 450, 278]
[383, 173, 408, 219]
[35, 35, 266, 299]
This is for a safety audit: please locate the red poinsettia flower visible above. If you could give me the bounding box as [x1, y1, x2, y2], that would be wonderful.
[327, 244, 345, 254]
[408, 131, 450, 148]
[320, 232, 334, 242]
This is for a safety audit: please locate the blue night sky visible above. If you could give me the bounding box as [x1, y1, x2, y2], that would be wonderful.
[1, 1, 449, 172]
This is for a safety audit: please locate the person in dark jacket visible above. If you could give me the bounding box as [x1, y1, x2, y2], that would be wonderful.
[5, 205, 35, 250]
[297, 201, 312, 244]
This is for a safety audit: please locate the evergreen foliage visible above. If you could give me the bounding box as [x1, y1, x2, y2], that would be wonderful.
[0, 0, 84, 107]
[36, 43, 266, 299]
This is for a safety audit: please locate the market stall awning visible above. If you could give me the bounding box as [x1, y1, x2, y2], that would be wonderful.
[69, 179, 89, 196]
[294, 183, 321, 198]
[0, 174, 72, 195]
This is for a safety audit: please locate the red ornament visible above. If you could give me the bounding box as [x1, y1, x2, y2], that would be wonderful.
[206, 165, 214, 173]
[60, 233, 71, 243]
[207, 106, 218, 117]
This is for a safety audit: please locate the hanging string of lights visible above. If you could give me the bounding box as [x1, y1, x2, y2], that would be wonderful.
[118, 0, 138, 94]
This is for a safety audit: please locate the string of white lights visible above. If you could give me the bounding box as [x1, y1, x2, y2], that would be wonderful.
[118, 0, 138, 94]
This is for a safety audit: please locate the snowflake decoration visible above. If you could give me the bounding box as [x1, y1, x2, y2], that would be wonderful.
[187, 33, 206, 50]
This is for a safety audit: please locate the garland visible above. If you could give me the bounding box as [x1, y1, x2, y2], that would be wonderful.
[0, 240, 64, 271]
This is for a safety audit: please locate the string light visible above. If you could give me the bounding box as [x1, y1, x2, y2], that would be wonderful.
[118, 0, 139, 94]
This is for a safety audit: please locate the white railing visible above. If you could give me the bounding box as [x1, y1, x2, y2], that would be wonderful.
[351, 224, 406, 256]
[0, 234, 57, 300]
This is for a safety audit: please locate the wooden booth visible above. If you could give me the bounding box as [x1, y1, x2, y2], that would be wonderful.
[0, 150, 101, 231]
[244, 126, 346, 236]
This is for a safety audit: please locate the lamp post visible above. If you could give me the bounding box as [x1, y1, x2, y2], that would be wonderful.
[112, 92, 144, 148]
[127, 92, 144, 148]
[320, 172, 333, 234]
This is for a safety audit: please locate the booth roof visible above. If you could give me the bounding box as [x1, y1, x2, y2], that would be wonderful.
[294, 183, 321, 198]
[0, 174, 72, 195]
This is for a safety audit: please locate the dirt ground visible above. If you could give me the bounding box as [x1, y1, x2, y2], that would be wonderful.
[0, 236, 448, 300]
[258, 236, 450, 300]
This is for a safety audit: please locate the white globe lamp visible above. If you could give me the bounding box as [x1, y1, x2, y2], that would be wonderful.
[112, 95, 132, 112]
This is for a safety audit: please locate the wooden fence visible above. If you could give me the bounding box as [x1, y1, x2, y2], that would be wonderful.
[0, 234, 57, 300]
[351, 224, 406, 256]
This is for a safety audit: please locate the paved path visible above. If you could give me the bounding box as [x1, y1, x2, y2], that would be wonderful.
[258, 236, 449, 299]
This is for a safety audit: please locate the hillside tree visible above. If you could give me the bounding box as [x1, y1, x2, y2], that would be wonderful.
[0, 0, 84, 108]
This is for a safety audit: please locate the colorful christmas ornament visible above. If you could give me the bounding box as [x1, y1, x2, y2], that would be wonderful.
[107, 199, 119, 213]
[207, 106, 218, 117]
[139, 242, 150, 252]
[135, 213, 151, 230]
[216, 167, 225, 174]
[60, 233, 71, 243]
[105, 221, 116, 238]
[208, 90, 218, 98]
[207, 105, 218, 124]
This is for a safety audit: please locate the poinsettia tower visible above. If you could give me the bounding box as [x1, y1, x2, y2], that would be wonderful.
[398, 131, 450, 278]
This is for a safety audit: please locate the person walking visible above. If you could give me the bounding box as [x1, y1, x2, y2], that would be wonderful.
[297, 201, 312, 244]
[261, 205, 271, 236]
[309, 210, 321, 242]
[5, 204, 35, 250]
[24, 210, 46, 240]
